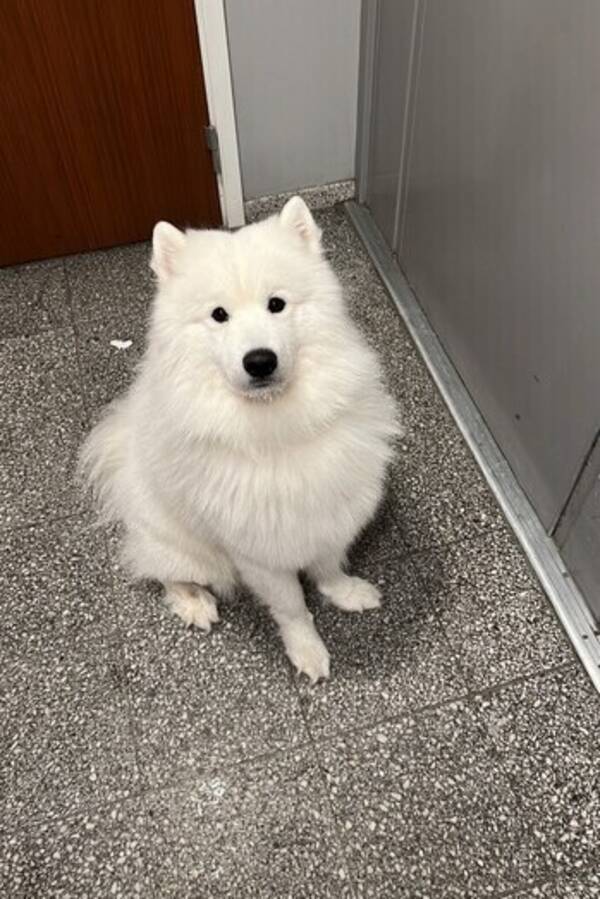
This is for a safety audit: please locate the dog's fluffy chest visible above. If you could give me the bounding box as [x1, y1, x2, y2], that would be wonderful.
[164, 420, 390, 570]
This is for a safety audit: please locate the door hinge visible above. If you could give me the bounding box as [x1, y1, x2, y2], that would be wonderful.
[204, 125, 221, 175]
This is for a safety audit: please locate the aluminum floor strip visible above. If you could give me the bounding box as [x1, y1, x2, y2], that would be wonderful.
[346, 199, 600, 693]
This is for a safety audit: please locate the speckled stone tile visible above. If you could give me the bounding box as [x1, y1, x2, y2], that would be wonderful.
[352, 481, 410, 557]
[0, 799, 154, 899]
[1, 627, 139, 826]
[0, 330, 88, 527]
[511, 870, 600, 897]
[110, 556, 310, 789]
[414, 531, 573, 689]
[315, 205, 373, 277]
[144, 749, 351, 898]
[76, 307, 148, 420]
[383, 333, 506, 553]
[321, 705, 543, 898]
[389, 440, 506, 553]
[0, 515, 115, 659]
[297, 552, 467, 741]
[0, 259, 71, 339]
[66, 241, 154, 323]
[410, 701, 547, 895]
[344, 267, 407, 346]
[244, 178, 355, 223]
[478, 665, 600, 877]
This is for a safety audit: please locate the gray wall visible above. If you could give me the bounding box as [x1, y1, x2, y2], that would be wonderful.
[364, 0, 600, 533]
[224, 0, 360, 200]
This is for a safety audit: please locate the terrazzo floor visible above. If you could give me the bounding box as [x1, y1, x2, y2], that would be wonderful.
[1, 203, 599, 898]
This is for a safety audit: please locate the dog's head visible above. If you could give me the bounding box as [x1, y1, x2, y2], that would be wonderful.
[150, 197, 343, 404]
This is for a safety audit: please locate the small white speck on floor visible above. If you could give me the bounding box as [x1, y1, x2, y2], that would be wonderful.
[110, 339, 133, 349]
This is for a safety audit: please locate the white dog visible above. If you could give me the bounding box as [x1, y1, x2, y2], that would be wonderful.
[80, 197, 399, 681]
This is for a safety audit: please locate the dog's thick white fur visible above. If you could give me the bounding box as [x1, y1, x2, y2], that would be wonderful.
[80, 197, 399, 682]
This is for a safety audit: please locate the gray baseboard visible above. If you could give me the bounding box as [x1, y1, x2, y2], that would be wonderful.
[244, 180, 355, 223]
[346, 200, 600, 693]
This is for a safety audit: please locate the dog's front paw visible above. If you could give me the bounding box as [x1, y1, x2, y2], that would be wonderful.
[322, 575, 382, 613]
[282, 619, 330, 683]
[165, 585, 219, 632]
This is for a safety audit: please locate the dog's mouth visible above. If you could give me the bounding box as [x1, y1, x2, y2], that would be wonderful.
[242, 375, 286, 400]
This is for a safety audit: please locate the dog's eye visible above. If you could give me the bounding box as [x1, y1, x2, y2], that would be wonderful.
[211, 307, 229, 323]
[268, 296, 286, 314]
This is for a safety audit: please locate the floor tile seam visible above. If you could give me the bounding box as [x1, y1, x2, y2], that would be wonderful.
[100, 525, 158, 811]
[382, 502, 512, 556]
[0, 508, 147, 823]
[4, 789, 161, 899]
[309, 758, 360, 899]
[399, 535, 477, 697]
[299, 670, 578, 898]
[126, 778, 162, 899]
[290, 676, 360, 899]
[62, 258, 92, 430]
[103, 559, 321, 798]
[419, 594, 569, 711]
[1, 786, 148, 838]
[296, 660, 575, 754]
[0, 280, 79, 344]
[0, 509, 95, 538]
[418, 660, 574, 714]
[422, 543, 577, 677]
[33, 266, 57, 336]
[1, 739, 321, 838]
[130, 736, 320, 807]
[496, 867, 600, 899]
[360, 517, 515, 575]
[403, 536, 568, 703]
[91, 525, 343, 800]
[405, 526, 544, 592]
[479, 669, 600, 861]
[408, 669, 569, 888]
[102, 555, 563, 794]
[417, 659, 578, 821]
[0, 319, 77, 343]
[491, 874, 559, 898]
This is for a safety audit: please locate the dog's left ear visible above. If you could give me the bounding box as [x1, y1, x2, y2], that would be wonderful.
[280, 196, 322, 253]
[151, 221, 186, 282]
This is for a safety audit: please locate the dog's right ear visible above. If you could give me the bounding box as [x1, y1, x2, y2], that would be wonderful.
[151, 221, 186, 282]
[280, 196, 322, 253]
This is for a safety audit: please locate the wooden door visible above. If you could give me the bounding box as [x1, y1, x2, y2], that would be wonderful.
[0, 0, 221, 266]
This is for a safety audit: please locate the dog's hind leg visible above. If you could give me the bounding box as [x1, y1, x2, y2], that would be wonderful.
[308, 555, 382, 613]
[164, 581, 219, 631]
[236, 560, 330, 683]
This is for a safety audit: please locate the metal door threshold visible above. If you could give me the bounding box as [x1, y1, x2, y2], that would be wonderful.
[346, 200, 600, 693]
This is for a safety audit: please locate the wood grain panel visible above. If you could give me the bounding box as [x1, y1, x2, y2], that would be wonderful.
[0, 0, 220, 265]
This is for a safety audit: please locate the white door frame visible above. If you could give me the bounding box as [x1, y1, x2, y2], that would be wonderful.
[193, 0, 245, 227]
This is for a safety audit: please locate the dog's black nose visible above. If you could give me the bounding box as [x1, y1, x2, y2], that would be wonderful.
[243, 348, 278, 378]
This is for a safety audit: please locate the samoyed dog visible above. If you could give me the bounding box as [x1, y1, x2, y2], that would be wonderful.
[80, 197, 399, 682]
